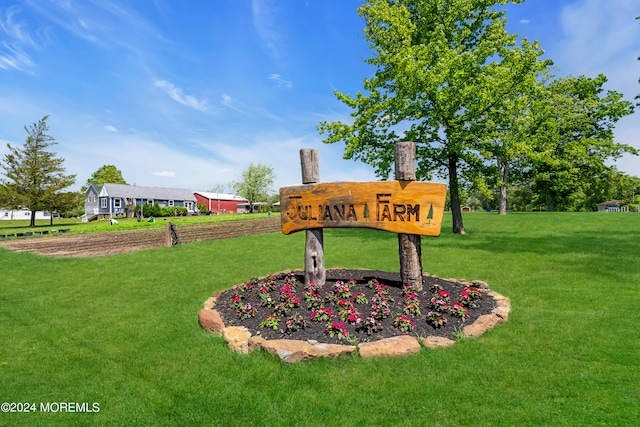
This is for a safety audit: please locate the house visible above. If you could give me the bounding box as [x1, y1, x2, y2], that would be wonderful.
[193, 192, 247, 214]
[597, 200, 624, 212]
[237, 202, 269, 213]
[0, 208, 51, 221]
[84, 184, 197, 221]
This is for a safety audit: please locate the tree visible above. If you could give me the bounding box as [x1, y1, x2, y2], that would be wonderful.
[477, 75, 544, 215]
[82, 164, 127, 192]
[48, 191, 84, 224]
[0, 183, 23, 219]
[527, 75, 635, 211]
[208, 183, 232, 194]
[319, 0, 548, 233]
[0, 116, 76, 227]
[232, 164, 275, 212]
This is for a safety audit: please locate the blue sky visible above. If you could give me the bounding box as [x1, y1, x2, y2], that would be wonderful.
[1, 0, 638, 193]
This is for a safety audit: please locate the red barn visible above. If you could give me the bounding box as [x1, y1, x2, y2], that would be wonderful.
[194, 192, 248, 214]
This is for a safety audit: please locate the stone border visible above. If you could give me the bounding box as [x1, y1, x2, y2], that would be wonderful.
[198, 272, 511, 363]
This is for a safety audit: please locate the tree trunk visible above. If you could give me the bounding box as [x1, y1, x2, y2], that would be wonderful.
[448, 156, 465, 234]
[498, 159, 508, 215]
[30, 210, 36, 227]
[547, 199, 555, 212]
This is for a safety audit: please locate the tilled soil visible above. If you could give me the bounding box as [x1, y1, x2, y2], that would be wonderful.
[0, 217, 281, 257]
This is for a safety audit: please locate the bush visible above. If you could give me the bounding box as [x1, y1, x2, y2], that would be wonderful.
[139, 202, 188, 218]
[160, 206, 187, 217]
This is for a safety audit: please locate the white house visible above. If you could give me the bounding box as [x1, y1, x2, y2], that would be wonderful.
[0, 208, 52, 221]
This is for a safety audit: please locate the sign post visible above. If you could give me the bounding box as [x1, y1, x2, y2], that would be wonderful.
[395, 141, 422, 290]
[280, 143, 446, 291]
[300, 149, 326, 287]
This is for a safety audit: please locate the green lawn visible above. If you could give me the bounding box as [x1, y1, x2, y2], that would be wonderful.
[0, 212, 271, 235]
[1, 212, 638, 426]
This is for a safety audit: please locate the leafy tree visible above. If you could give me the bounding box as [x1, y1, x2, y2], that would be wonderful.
[0, 183, 23, 218]
[48, 191, 84, 223]
[319, 0, 548, 233]
[527, 75, 635, 211]
[478, 75, 545, 214]
[208, 184, 231, 194]
[0, 116, 76, 227]
[232, 163, 275, 212]
[82, 164, 127, 192]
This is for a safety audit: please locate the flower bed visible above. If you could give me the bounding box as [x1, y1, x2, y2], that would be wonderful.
[214, 269, 497, 346]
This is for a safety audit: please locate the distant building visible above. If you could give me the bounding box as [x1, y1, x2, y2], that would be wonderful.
[84, 184, 197, 221]
[193, 192, 247, 214]
[597, 200, 624, 212]
[236, 202, 268, 214]
[0, 208, 51, 221]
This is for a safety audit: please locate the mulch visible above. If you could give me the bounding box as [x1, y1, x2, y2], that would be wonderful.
[215, 269, 494, 345]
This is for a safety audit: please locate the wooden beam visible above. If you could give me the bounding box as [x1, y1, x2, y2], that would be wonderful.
[395, 142, 423, 291]
[300, 149, 326, 287]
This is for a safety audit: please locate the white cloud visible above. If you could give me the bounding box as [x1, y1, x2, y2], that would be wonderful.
[104, 125, 117, 132]
[552, 0, 640, 176]
[0, 7, 37, 72]
[154, 79, 210, 113]
[519, 19, 530, 25]
[153, 170, 176, 178]
[269, 73, 293, 89]
[557, 0, 640, 79]
[220, 92, 283, 121]
[252, 0, 282, 59]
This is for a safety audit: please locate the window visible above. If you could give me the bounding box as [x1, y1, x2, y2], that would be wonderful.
[101, 198, 107, 208]
[114, 199, 122, 209]
[168, 200, 174, 207]
[147, 199, 153, 205]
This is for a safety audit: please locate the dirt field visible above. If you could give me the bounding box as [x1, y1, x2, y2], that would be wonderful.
[0, 217, 281, 258]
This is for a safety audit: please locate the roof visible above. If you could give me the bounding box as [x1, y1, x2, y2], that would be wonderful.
[597, 200, 623, 206]
[90, 184, 196, 202]
[194, 191, 247, 202]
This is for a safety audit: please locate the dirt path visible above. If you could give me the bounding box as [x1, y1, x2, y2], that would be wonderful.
[0, 217, 281, 258]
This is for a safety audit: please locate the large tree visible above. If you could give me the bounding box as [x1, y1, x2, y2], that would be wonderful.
[527, 75, 635, 211]
[82, 164, 127, 192]
[0, 116, 76, 227]
[232, 163, 275, 212]
[319, 0, 548, 233]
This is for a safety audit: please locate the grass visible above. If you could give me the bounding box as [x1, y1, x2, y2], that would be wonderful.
[1, 212, 639, 426]
[0, 212, 272, 235]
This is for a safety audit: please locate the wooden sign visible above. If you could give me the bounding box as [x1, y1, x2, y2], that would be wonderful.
[280, 181, 447, 236]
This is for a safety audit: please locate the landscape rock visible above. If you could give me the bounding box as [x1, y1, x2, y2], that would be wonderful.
[203, 292, 221, 310]
[250, 338, 356, 363]
[198, 309, 225, 334]
[358, 335, 421, 358]
[462, 314, 503, 338]
[223, 326, 252, 354]
[421, 336, 456, 349]
[492, 306, 510, 321]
